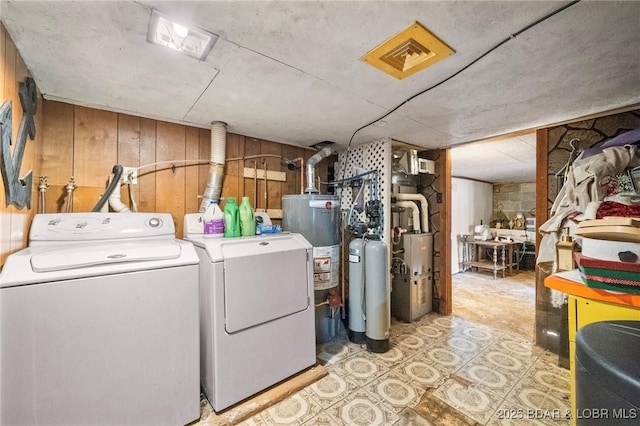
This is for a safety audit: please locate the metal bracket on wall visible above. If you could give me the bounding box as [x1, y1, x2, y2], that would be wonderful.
[0, 77, 37, 209]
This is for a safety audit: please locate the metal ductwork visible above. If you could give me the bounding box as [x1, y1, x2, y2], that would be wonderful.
[304, 142, 335, 194]
[199, 122, 227, 212]
[391, 148, 418, 186]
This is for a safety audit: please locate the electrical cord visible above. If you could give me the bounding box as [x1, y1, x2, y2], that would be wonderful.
[339, 0, 582, 181]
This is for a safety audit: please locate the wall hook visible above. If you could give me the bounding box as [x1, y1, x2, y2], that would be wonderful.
[569, 138, 580, 151]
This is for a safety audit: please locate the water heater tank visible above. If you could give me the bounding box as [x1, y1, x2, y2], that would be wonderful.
[282, 194, 341, 343]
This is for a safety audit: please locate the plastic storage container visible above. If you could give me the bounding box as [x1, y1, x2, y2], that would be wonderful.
[203, 200, 224, 238]
[223, 197, 240, 238]
[239, 196, 255, 236]
[575, 320, 640, 425]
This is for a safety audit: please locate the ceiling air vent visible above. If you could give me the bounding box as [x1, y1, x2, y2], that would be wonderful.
[380, 39, 434, 72]
[362, 22, 454, 80]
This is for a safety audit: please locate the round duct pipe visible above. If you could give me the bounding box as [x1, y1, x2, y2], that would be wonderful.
[199, 122, 227, 212]
[305, 142, 335, 194]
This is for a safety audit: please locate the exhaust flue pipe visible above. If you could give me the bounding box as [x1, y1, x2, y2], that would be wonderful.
[392, 201, 421, 233]
[305, 144, 335, 194]
[392, 192, 430, 233]
[199, 121, 227, 212]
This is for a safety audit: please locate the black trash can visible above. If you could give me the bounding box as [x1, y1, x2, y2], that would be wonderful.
[518, 241, 536, 270]
[575, 320, 640, 425]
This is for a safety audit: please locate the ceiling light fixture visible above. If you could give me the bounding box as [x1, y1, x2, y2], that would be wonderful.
[147, 10, 218, 60]
[172, 23, 189, 38]
[362, 21, 454, 80]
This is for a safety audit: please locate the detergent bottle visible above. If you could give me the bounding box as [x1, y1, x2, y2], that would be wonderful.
[223, 197, 241, 237]
[203, 200, 224, 238]
[239, 196, 256, 236]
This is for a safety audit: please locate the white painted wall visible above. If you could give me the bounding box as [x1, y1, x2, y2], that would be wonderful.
[451, 178, 493, 274]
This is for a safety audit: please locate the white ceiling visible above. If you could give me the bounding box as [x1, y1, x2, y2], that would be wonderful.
[1, 1, 639, 183]
[450, 132, 537, 183]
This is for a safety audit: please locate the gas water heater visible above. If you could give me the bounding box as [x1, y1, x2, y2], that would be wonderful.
[282, 194, 341, 343]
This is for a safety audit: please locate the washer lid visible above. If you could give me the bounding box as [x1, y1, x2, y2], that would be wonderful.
[30, 241, 182, 272]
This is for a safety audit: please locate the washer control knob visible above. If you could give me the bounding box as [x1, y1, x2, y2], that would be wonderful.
[148, 217, 162, 228]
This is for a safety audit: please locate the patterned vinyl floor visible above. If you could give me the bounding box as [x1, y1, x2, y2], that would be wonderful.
[209, 312, 571, 426]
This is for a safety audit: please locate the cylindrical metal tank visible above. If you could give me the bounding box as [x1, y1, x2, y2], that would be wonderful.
[348, 235, 366, 344]
[364, 235, 390, 353]
[282, 194, 341, 343]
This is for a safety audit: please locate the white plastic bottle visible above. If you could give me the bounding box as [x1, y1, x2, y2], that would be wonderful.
[203, 200, 224, 238]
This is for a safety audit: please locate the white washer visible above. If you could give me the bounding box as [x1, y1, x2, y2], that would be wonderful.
[0, 213, 200, 426]
[184, 214, 316, 412]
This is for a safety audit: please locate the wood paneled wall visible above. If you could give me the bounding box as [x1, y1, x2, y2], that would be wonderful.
[40, 100, 329, 238]
[0, 25, 43, 266]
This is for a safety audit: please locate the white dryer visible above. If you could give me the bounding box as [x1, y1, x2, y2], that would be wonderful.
[0, 213, 200, 426]
[184, 214, 316, 412]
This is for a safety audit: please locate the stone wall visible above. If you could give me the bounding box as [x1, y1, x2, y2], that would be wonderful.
[492, 182, 536, 227]
[419, 149, 446, 313]
[546, 109, 640, 209]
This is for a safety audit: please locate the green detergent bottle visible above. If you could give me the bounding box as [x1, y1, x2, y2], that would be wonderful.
[239, 196, 256, 236]
[223, 197, 241, 237]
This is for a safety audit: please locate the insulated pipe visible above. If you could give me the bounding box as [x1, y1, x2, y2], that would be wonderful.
[199, 121, 227, 213]
[305, 145, 335, 194]
[392, 192, 429, 233]
[392, 201, 421, 233]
